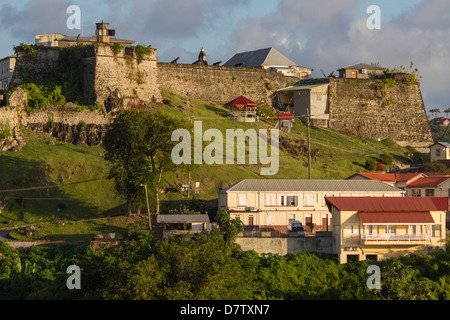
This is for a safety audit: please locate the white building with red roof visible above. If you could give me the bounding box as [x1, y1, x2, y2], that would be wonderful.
[325, 196, 447, 263]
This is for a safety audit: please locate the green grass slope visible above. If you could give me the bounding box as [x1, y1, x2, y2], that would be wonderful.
[0, 88, 424, 238]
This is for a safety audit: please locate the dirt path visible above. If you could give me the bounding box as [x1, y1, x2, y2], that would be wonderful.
[0, 228, 67, 250]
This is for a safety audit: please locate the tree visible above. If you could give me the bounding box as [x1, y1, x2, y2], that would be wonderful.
[429, 108, 441, 118]
[103, 110, 192, 216]
[379, 153, 393, 166]
[444, 108, 450, 118]
[306, 222, 316, 233]
[215, 209, 245, 245]
[365, 158, 378, 171]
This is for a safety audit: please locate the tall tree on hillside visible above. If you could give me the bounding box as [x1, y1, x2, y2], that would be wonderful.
[430, 108, 441, 118]
[444, 107, 450, 118]
[103, 110, 192, 217]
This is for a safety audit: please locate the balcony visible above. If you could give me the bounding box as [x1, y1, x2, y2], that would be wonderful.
[360, 234, 431, 245]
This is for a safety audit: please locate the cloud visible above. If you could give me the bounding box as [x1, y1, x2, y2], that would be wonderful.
[0, 0, 70, 39]
[224, 0, 449, 109]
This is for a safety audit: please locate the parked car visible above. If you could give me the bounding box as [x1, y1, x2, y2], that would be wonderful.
[289, 220, 306, 237]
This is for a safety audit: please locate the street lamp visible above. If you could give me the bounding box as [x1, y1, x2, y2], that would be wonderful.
[140, 184, 152, 231]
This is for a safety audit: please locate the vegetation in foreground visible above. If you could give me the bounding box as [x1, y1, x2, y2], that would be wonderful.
[0, 227, 449, 300]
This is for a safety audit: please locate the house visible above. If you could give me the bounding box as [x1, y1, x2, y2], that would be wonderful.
[218, 179, 404, 236]
[431, 117, 450, 126]
[346, 172, 427, 190]
[404, 175, 450, 227]
[0, 55, 17, 91]
[325, 196, 447, 263]
[429, 142, 450, 161]
[405, 175, 450, 198]
[35, 22, 135, 48]
[337, 63, 385, 79]
[276, 83, 330, 127]
[156, 214, 212, 239]
[223, 47, 313, 78]
[276, 112, 294, 133]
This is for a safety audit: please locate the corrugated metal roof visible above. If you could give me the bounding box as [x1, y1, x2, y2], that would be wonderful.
[325, 196, 449, 212]
[221, 179, 403, 192]
[156, 214, 210, 223]
[359, 211, 435, 224]
[430, 142, 450, 148]
[278, 83, 329, 92]
[348, 172, 425, 182]
[224, 47, 298, 68]
[337, 63, 385, 70]
[406, 176, 450, 187]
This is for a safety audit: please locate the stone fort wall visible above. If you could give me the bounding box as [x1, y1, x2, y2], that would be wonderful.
[327, 78, 433, 151]
[3, 45, 433, 151]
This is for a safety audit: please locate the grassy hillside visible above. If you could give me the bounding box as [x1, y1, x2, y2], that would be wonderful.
[0, 88, 425, 239]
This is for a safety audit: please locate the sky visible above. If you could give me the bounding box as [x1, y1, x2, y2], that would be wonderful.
[0, 0, 448, 112]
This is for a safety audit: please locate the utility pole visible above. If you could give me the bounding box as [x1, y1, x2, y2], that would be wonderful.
[307, 106, 312, 179]
[140, 184, 152, 231]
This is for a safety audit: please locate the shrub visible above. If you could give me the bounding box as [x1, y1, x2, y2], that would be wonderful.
[0, 120, 12, 138]
[365, 158, 378, 171]
[111, 43, 122, 56]
[379, 153, 393, 165]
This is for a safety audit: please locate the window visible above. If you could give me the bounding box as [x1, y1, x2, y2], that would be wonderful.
[366, 255, 378, 261]
[286, 195, 298, 206]
[385, 225, 396, 234]
[302, 72, 308, 79]
[365, 225, 378, 235]
[248, 215, 254, 226]
[238, 194, 246, 206]
[351, 71, 357, 78]
[235, 215, 241, 221]
[304, 194, 313, 207]
[436, 148, 441, 157]
[288, 214, 296, 221]
[345, 225, 360, 234]
[433, 225, 441, 237]
[279, 195, 285, 206]
[411, 189, 421, 197]
[425, 189, 435, 197]
[266, 194, 274, 206]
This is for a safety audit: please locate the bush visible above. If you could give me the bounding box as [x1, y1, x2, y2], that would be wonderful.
[379, 153, 393, 165]
[365, 158, 377, 171]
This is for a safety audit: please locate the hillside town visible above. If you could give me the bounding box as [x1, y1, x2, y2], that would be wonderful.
[0, 9, 449, 305]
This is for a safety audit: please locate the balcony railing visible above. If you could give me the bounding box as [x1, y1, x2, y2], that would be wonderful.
[361, 234, 430, 242]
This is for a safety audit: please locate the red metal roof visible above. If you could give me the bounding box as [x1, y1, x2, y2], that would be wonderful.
[359, 211, 435, 224]
[278, 112, 294, 120]
[406, 175, 450, 188]
[325, 197, 449, 212]
[225, 95, 257, 106]
[349, 172, 425, 182]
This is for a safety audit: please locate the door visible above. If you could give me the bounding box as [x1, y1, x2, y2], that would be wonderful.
[322, 214, 328, 231]
[351, 71, 357, 78]
[267, 214, 274, 226]
[305, 215, 312, 232]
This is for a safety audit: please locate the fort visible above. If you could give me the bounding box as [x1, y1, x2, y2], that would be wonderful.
[0, 27, 433, 153]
